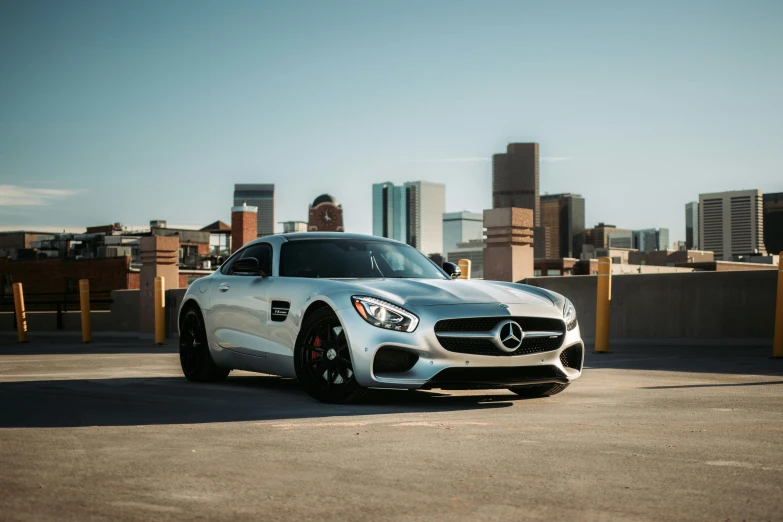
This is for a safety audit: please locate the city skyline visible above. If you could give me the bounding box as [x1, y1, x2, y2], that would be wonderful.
[2, 1, 783, 243]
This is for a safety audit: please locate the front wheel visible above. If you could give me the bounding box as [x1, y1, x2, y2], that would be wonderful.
[507, 382, 569, 398]
[179, 306, 230, 382]
[294, 308, 367, 404]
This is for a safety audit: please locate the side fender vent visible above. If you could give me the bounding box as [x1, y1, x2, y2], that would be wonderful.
[271, 301, 290, 322]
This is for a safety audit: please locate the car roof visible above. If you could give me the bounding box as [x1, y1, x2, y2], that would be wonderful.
[259, 232, 402, 243]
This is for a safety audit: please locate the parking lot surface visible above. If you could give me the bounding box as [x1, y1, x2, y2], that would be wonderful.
[1, 336, 782, 521]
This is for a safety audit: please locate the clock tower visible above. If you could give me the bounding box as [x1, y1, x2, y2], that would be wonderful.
[308, 194, 344, 232]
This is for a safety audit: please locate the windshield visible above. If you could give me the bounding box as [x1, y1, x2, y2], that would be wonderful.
[280, 239, 448, 279]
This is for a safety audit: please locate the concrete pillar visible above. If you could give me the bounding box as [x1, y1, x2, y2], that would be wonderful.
[232, 202, 258, 252]
[140, 235, 179, 335]
[483, 208, 534, 282]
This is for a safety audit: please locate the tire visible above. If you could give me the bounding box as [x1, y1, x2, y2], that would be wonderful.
[507, 382, 570, 398]
[294, 307, 368, 404]
[179, 305, 230, 382]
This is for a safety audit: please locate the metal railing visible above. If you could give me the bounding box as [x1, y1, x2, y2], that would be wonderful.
[1, 290, 113, 331]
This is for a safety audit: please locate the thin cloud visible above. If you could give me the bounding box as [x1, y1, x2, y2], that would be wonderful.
[0, 185, 84, 206]
[0, 225, 84, 233]
[414, 156, 572, 164]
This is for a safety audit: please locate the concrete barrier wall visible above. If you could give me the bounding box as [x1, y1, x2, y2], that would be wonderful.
[523, 270, 777, 339]
[4, 273, 776, 340]
[110, 289, 140, 331]
[166, 289, 189, 336]
[0, 310, 117, 333]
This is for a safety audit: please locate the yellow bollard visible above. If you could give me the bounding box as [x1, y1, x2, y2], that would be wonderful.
[774, 252, 783, 359]
[154, 276, 165, 345]
[79, 279, 92, 343]
[594, 257, 612, 353]
[12, 282, 28, 343]
[457, 259, 471, 280]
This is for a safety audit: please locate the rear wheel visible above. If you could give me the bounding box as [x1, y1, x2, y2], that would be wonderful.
[507, 382, 569, 398]
[294, 308, 367, 403]
[179, 306, 229, 382]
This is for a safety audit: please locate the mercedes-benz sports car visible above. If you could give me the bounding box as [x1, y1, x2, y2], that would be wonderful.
[178, 233, 584, 403]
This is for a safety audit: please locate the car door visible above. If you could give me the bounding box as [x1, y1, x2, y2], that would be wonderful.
[208, 243, 274, 358]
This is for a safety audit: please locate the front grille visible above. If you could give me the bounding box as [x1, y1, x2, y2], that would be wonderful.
[434, 317, 564, 333]
[434, 317, 565, 357]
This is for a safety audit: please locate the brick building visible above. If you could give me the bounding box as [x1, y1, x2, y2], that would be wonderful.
[0, 231, 52, 259]
[231, 203, 258, 252]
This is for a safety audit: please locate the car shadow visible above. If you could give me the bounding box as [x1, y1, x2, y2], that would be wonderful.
[0, 374, 524, 429]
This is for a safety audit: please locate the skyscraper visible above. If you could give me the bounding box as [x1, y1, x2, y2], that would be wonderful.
[492, 143, 540, 226]
[585, 223, 622, 249]
[372, 181, 446, 256]
[233, 184, 275, 237]
[763, 192, 783, 255]
[607, 230, 633, 249]
[685, 201, 699, 249]
[633, 228, 669, 252]
[442, 211, 483, 261]
[540, 193, 585, 258]
[699, 189, 766, 260]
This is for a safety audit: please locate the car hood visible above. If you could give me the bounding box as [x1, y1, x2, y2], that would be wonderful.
[337, 278, 555, 307]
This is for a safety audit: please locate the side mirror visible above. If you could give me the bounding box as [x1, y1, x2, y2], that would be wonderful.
[232, 257, 264, 276]
[443, 262, 461, 280]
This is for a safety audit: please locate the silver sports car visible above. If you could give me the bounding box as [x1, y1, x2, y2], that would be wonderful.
[178, 233, 584, 403]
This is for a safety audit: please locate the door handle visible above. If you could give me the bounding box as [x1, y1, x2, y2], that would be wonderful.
[218, 283, 230, 292]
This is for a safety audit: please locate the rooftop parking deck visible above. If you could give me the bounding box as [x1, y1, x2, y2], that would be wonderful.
[1, 336, 782, 521]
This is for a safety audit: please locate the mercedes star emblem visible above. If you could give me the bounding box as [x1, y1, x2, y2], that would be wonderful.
[496, 320, 524, 352]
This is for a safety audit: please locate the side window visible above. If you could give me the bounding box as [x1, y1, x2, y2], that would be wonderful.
[231, 243, 272, 276]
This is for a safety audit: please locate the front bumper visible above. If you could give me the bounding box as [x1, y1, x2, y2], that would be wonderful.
[335, 302, 584, 390]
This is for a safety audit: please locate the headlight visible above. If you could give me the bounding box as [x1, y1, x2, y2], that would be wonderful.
[351, 296, 419, 332]
[563, 298, 577, 331]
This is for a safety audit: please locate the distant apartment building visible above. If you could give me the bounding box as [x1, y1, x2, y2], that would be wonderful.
[280, 221, 308, 234]
[763, 192, 783, 255]
[442, 211, 483, 261]
[492, 143, 540, 226]
[586, 223, 621, 249]
[200, 220, 232, 264]
[633, 228, 669, 252]
[233, 183, 275, 237]
[0, 231, 52, 260]
[607, 230, 633, 249]
[685, 201, 699, 249]
[372, 181, 446, 256]
[540, 193, 585, 259]
[699, 189, 766, 260]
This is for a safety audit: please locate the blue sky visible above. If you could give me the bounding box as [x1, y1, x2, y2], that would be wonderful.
[1, 0, 782, 243]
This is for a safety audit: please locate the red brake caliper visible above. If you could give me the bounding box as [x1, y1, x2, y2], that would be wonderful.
[310, 336, 321, 369]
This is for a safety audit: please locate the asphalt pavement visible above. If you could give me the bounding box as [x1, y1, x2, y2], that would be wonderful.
[1, 335, 782, 521]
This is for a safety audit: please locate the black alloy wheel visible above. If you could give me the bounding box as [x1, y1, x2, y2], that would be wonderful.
[295, 307, 367, 403]
[179, 306, 230, 382]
